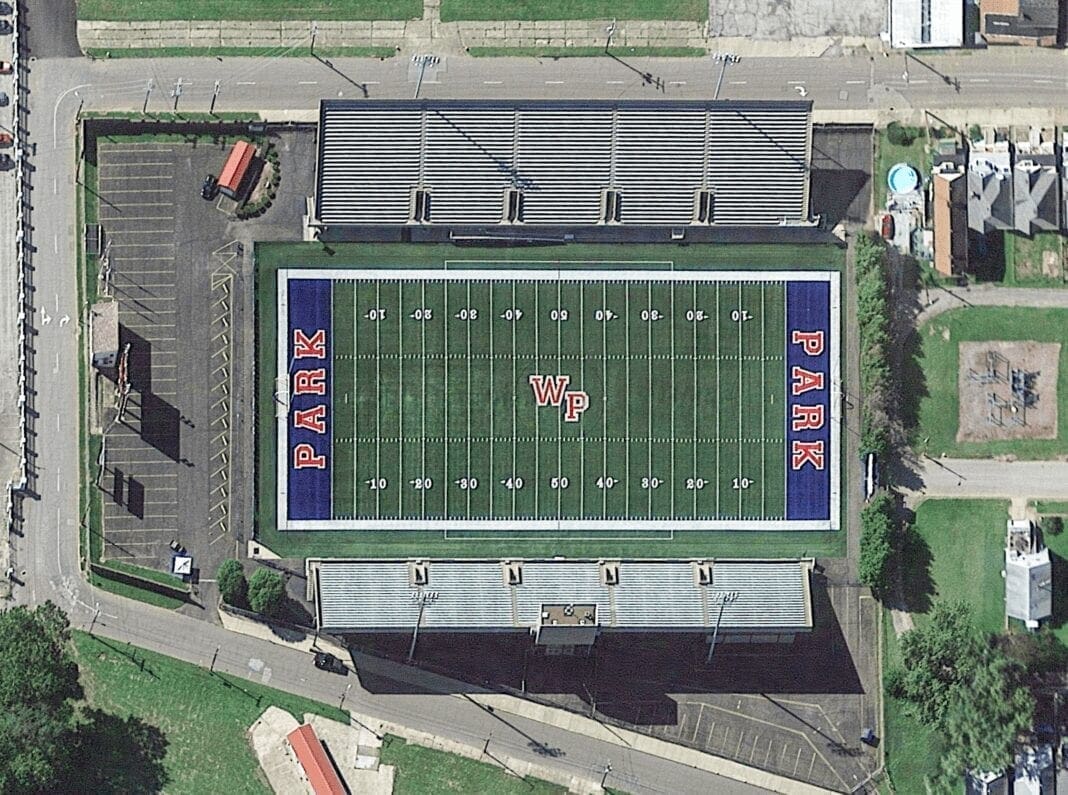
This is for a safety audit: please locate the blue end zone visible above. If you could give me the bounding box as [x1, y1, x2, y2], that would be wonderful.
[785, 281, 831, 521]
[287, 278, 332, 521]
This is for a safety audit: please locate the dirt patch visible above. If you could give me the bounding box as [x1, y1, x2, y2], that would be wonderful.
[1043, 250, 1062, 280]
[958, 341, 1059, 442]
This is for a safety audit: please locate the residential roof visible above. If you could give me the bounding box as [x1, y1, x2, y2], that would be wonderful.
[933, 166, 968, 276]
[315, 100, 813, 228]
[286, 724, 346, 795]
[1014, 745, 1054, 795]
[887, 0, 964, 48]
[219, 140, 255, 193]
[1014, 161, 1060, 234]
[982, 0, 1060, 39]
[312, 558, 814, 634]
[968, 140, 1014, 233]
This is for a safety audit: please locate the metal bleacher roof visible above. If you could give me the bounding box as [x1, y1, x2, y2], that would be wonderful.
[315, 99, 813, 228]
[312, 558, 814, 633]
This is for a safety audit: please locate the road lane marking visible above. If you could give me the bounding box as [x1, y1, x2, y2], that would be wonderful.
[970, 78, 989, 83]
[298, 81, 318, 85]
[787, 80, 806, 84]
[910, 79, 928, 84]
[545, 80, 564, 85]
[606, 80, 624, 84]
[483, 80, 503, 85]
[236, 81, 256, 85]
[728, 80, 747, 84]
[845, 80, 865, 84]
[1034, 79, 1053, 84]
[668, 80, 686, 86]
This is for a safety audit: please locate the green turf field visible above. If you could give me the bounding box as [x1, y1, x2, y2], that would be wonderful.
[256, 241, 846, 560]
[325, 270, 787, 526]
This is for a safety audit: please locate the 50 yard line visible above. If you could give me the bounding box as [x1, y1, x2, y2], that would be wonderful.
[375, 281, 381, 520]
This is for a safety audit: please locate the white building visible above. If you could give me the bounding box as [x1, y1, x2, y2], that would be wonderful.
[886, 0, 965, 48]
[1005, 519, 1052, 629]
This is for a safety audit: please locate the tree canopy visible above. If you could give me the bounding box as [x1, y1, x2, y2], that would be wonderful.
[247, 568, 287, 617]
[858, 491, 896, 595]
[216, 559, 247, 606]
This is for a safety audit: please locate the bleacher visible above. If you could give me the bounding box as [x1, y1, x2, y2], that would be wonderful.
[315, 100, 812, 229]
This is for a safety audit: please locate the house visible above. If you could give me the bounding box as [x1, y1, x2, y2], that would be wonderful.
[932, 161, 969, 276]
[966, 768, 1009, 795]
[1014, 745, 1055, 795]
[980, 0, 1061, 46]
[886, 0, 965, 48]
[1005, 519, 1052, 629]
[89, 300, 119, 370]
[1013, 127, 1060, 235]
[969, 131, 1014, 233]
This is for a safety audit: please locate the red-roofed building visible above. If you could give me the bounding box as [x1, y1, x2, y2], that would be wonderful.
[285, 724, 346, 795]
[218, 140, 256, 199]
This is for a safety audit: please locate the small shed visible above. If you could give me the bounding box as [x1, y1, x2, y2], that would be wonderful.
[90, 301, 119, 370]
[285, 724, 346, 795]
[218, 140, 256, 199]
[1005, 519, 1052, 629]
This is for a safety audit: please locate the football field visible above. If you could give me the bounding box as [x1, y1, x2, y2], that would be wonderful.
[277, 263, 839, 534]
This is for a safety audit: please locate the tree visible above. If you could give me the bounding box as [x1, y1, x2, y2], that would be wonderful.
[0, 603, 81, 793]
[859, 492, 896, 595]
[886, 122, 918, 146]
[216, 559, 247, 606]
[247, 568, 287, 617]
[935, 649, 1034, 790]
[890, 600, 983, 726]
[1045, 516, 1064, 536]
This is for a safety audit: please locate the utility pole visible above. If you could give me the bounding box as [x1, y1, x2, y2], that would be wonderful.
[143, 79, 153, 114]
[210, 80, 220, 115]
[604, 19, 616, 52]
[171, 77, 183, 111]
[600, 762, 612, 788]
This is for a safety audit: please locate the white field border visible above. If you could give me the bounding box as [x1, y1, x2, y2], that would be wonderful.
[276, 268, 840, 532]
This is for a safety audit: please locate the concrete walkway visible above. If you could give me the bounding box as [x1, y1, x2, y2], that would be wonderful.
[76, 16, 888, 57]
[916, 283, 1068, 327]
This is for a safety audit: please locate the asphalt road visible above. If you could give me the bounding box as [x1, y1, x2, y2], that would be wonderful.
[12, 36, 1068, 795]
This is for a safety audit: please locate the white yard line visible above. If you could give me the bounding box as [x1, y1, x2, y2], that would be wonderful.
[421, 282, 427, 519]
[535, 283, 540, 515]
[715, 283, 721, 516]
[738, 283, 744, 519]
[557, 279, 563, 519]
[670, 282, 676, 519]
[375, 282, 381, 520]
[489, 286, 495, 519]
[761, 284, 766, 518]
[580, 285, 586, 518]
[352, 281, 358, 517]
[466, 282, 472, 519]
[443, 281, 449, 518]
[604, 281, 610, 518]
[646, 282, 653, 518]
[624, 283, 630, 517]
[511, 281, 518, 519]
[398, 281, 404, 517]
[692, 282, 698, 519]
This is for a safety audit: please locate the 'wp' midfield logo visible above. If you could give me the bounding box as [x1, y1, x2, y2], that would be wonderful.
[528, 375, 589, 422]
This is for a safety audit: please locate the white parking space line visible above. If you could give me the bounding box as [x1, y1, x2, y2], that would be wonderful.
[99, 175, 176, 181]
[910, 79, 928, 84]
[110, 243, 175, 248]
[99, 161, 175, 168]
[114, 267, 177, 273]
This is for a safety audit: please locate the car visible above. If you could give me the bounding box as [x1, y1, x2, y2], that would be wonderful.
[0, 153, 13, 170]
[313, 652, 348, 674]
[0, 20, 11, 35]
[0, 92, 8, 108]
[0, 61, 11, 74]
[200, 174, 218, 200]
[880, 213, 895, 240]
[0, 132, 12, 147]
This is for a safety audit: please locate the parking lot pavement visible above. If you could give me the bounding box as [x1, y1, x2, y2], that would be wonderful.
[93, 131, 312, 595]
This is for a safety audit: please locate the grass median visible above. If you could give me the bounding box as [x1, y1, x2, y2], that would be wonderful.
[468, 46, 706, 57]
[442, 0, 706, 21]
[85, 46, 397, 59]
[78, 0, 420, 21]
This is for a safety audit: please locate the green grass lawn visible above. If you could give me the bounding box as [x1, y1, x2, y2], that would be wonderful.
[1004, 231, 1066, 286]
[905, 499, 1010, 631]
[256, 241, 845, 560]
[442, 0, 706, 21]
[1035, 500, 1068, 515]
[884, 498, 1009, 792]
[882, 609, 943, 794]
[78, 0, 420, 20]
[915, 307, 1068, 459]
[72, 632, 349, 794]
[873, 128, 930, 211]
[85, 46, 397, 59]
[381, 736, 564, 794]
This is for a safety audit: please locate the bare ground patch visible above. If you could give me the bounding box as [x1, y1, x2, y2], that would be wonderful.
[958, 341, 1059, 442]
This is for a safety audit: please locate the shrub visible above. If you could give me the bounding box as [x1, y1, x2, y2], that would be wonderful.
[886, 122, 918, 146]
[216, 559, 246, 606]
[247, 568, 286, 617]
[1045, 516, 1064, 536]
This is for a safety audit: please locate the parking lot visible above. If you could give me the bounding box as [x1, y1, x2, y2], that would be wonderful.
[91, 128, 314, 594]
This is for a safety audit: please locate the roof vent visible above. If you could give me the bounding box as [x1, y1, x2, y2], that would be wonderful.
[600, 560, 620, 586]
[503, 560, 523, 586]
[694, 561, 714, 586]
[409, 560, 429, 587]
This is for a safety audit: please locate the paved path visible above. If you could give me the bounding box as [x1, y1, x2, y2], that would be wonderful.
[900, 458, 1068, 504]
[916, 284, 1068, 327]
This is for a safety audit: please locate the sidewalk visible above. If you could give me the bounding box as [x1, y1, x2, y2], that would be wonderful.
[76, 17, 885, 57]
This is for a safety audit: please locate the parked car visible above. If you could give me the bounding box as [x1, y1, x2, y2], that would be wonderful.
[0, 20, 11, 35]
[200, 174, 218, 200]
[0, 3, 12, 14]
[0, 61, 11, 74]
[0, 132, 12, 147]
[0, 153, 13, 170]
[880, 213, 894, 240]
[313, 652, 347, 675]
[0, 92, 8, 108]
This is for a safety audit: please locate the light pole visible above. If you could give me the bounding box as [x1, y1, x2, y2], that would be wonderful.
[600, 761, 612, 789]
[210, 80, 220, 115]
[142, 80, 153, 114]
[712, 52, 736, 101]
[604, 19, 616, 52]
[311, 21, 318, 55]
[170, 77, 183, 111]
[902, 52, 910, 85]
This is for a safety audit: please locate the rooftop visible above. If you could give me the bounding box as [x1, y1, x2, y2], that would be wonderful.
[312, 558, 815, 634]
